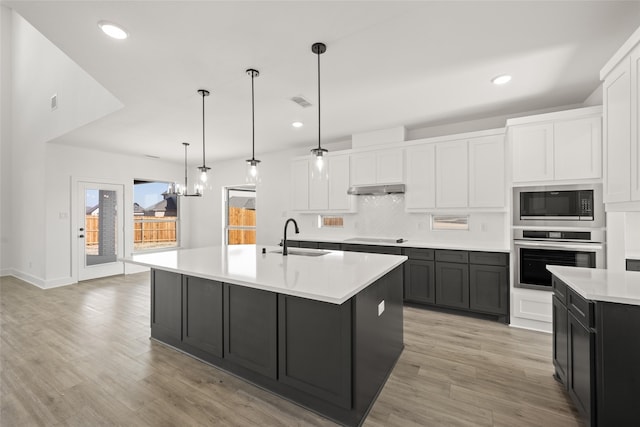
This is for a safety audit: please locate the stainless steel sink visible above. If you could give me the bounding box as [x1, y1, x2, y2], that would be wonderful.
[270, 249, 330, 257]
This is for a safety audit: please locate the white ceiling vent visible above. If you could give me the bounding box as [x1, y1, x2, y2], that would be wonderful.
[290, 95, 312, 108]
[50, 94, 58, 111]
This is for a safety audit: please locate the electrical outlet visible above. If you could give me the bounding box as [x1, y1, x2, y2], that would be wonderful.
[481, 223, 488, 232]
[378, 300, 385, 316]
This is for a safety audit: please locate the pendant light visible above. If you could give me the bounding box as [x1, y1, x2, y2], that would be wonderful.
[245, 68, 261, 184]
[197, 89, 211, 183]
[167, 142, 202, 197]
[310, 42, 328, 173]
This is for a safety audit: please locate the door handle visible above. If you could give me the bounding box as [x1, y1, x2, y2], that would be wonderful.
[79, 234, 85, 238]
[79, 227, 84, 231]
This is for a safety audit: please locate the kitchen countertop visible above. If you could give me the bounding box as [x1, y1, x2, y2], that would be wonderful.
[547, 265, 640, 306]
[124, 245, 407, 305]
[291, 235, 510, 253]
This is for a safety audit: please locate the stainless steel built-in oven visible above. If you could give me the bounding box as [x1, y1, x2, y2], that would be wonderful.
[514, 229, 605, 291]
[514, 184, 604, 228]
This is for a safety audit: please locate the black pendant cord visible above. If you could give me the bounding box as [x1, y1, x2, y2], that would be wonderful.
[183, 142, 189, 189]
[251, 71, 256, 161]
[317, 47, 321, 152]
[201, 92, 206, 166]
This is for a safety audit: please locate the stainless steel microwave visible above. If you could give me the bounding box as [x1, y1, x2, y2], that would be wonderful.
[513, 184, 604, 228]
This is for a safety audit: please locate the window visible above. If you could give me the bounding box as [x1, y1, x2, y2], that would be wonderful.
[133, 180, 178, 251]
[225, 186, 256, 245]
[431, 215, 469, 231]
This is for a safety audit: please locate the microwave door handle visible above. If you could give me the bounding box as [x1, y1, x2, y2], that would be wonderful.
[515, 240, 603, 250]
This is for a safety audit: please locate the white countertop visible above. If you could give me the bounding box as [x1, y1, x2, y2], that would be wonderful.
[125, 245, 407, 305]
[547, 265, 640, 306]
[292, 235, 510, 253]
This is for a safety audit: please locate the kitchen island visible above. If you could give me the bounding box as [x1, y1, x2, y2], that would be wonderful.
[126, 245, 407, 427]
[547, 266, 640, 427]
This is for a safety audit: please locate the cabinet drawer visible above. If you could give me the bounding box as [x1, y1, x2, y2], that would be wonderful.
[567, 287, 593, 328]
[318, 242, 341, 250]
[342, 244, 402, 255]
[298, 241, 319, 249]
[435, 250, 469, 264]
[552, 276, 568, 305]
[404, 248, 434, 261]
[469, 252, 508, 266]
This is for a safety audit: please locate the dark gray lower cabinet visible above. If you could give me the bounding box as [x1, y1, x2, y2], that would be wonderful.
[182, 276, 223, 358]
[278, 295, 352, 408]
[435, 261, 469, 309]
[552, 295, 568, 385]
[567, 310, 594, 422]
[224, 283, 278, 379]
[149, 266, 404, 427]
[552, 275, 640, 426]
[469, 264, 508, 315]
[151, 269, 182, 345]
[404, 259, 435, 304]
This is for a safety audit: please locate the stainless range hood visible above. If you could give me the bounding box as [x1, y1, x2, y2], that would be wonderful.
[347, 184, 405, 195]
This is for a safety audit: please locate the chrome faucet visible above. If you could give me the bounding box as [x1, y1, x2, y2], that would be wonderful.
[282, 218, 299, 256]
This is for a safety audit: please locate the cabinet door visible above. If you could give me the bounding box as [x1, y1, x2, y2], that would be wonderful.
[567, 312, 595, 422]
[328, 155, 352, 210]
[469, 135, 505, 208]
[511, 123, 554, 183]
[554, 117, 602, 181]
[224, 284, 278, 379]
[404, 259, 435, 304]
[291, 159, 309, 211]
[350, 152, 376, 186]
[278, 295, 352, 409]
[376, 149, 404, 184]
[435, 262, 469, 309]
[603, 57, 631, 203]
[405, 144, 436, 209]
[469, 264, 508, 315]
[309, 163, 329, 211]
[182, 276, 223, 358]
[632, 46, 640, 201]
[436, 140, 468, 208]
[552, 295, 569, 386]
[151, 269, 182, 344]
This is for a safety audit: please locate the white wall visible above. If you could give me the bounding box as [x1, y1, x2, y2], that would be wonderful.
[44, 144, 184, 286]
[0, 6, 12, 275]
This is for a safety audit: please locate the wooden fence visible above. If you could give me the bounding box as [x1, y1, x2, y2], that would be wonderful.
[84, 216, 177, 245]
[228, 207, 256, 244]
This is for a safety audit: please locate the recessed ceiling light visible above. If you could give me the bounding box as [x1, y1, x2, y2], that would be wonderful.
[98, 21, 128, 40]
[292, 121, 304, 128]
[491, 74, 512, 85]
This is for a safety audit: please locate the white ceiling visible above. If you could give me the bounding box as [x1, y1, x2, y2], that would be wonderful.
[6, 1, 640, 163]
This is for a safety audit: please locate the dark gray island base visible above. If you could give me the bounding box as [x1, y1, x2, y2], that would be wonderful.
[150, 266, 404, 427]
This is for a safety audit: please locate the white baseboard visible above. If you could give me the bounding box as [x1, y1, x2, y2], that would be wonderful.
[125, 264, 149, 275]
[509, 317, 552, 334]
[2, 269, 76, 289]
[0, 268, 13, 277]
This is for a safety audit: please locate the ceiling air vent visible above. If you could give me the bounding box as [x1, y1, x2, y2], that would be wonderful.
[290, 95, 312, 108]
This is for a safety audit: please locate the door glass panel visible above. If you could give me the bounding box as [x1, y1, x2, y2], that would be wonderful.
[226, 187, 256, 245]
[85, 188, 118, 266]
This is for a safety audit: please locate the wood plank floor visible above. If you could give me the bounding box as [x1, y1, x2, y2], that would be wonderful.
[0, 273, 581, 426]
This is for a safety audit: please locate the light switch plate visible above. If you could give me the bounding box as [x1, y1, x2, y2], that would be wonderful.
[378, 300, 385, 316]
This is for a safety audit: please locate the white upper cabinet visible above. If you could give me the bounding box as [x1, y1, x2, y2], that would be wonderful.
[469, 134, 506, 208]
[404, 130, 506, 211]
[350, 148, 403, 185]
[511, 123, 554, 183]
[436, 140, 468, 208]
[290, 154, 354, 213]
[554, 117, 602, 181]
[600, 26, 640, 208]
[291, 159, 310, 211]
[508, 106, 603, 185]
[328, 154, 352, 211]
[405, 144, 436, 210]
